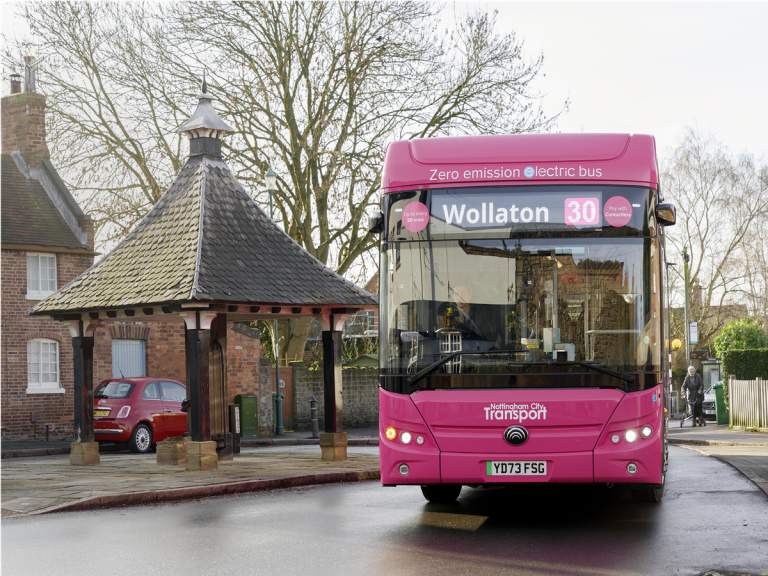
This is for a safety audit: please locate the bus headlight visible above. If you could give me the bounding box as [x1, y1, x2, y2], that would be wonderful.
[641, 426, 652, 438]
[416, 435, 424, 445]
[611, 434, 620, 444]
[627, 462, 638, 475]
[385, 426, 397, 441]
[400, 431, 412, 444]
[625, 430, 638, 443]
[398, 463, 410, 476]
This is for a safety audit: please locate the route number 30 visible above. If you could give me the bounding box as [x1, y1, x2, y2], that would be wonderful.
[564, 197, 600, 226]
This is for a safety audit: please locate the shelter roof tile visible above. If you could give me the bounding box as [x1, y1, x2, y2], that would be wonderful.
[32, 154, 376, 315]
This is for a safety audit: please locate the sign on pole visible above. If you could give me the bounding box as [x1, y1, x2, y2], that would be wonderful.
[689, 321, 698, 345]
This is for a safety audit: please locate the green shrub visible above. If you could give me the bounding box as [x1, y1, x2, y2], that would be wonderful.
[714, 318, 768, 358]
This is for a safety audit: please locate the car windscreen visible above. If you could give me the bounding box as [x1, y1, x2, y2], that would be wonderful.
[95, 381, 136, 399]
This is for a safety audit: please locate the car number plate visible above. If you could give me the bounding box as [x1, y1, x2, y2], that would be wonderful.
[486, 461, 546, 476]
[704, 410, 715, 414]
[94, 410, 110, 417]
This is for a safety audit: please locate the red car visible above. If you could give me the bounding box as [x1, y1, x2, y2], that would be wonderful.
[93, 377, 187, 453]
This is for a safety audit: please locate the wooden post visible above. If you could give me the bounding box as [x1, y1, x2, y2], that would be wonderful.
[72, 331, 95, 443]
[186, 326, 211, 442]
[728, 375, 734, 428]
[319, 312, 347, 461]
[322, 329, 343, 433]
[67, 319, 99, 465]
[181, 311, 217, 470]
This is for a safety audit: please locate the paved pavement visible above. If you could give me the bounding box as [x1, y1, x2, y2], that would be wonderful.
[1, 446, 379, 517]
[668, 422, 768, 445]
[668, 423, 768, 498]
[1, 427, 380, 457]
[3, 446, 767, 576]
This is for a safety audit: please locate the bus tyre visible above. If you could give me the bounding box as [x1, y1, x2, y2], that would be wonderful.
[632, 453, 665, 503]
[421, 485, 462, 503]
[631, 484, 664, 503]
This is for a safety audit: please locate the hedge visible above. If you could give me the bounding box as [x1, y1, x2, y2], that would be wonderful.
[721, 349, 768, 381]
[721, 349, 768, 411]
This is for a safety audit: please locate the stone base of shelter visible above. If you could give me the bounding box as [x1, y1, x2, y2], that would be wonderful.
[70, 442, 100, 466]
[157, 437, 187, 465]
[320, 432, 348, 461]
[186, 441, 218, 471]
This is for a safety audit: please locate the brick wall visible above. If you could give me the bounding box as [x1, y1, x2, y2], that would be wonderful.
[93, 321, 187, 385]
[226, 322, 261, 405]
[291, 365, 379, 431]
[1, 249, 93, 440]
[1, 92, 50, 165]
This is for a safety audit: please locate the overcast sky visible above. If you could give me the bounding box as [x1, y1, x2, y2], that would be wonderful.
[4, 2, 766, 159]
[488, 2, 768, 159]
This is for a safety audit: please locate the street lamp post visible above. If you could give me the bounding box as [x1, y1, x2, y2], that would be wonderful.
[665, 261, 677, 415]
[265, 166, 283, 436]
[683, 247, 691, 364]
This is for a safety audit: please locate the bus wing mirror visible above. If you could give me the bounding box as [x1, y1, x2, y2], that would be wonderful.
[368, 210, 384, 234]
[656, 203, 676, 227]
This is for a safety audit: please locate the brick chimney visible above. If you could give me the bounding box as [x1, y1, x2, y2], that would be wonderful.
[2, 56, 50, 168]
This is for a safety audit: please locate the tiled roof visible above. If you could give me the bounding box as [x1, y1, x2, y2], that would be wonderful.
[1, 154, 87, 249]
[32, 155, 377, 314]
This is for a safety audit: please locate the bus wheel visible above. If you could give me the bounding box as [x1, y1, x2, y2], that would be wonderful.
[421, 485, 462, 503]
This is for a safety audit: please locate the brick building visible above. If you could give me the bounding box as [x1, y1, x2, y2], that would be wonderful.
[2, 66, 266, 442]
[1, 70, 97, 440]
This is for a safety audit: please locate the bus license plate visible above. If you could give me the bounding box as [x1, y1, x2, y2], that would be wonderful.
[486, 461, 546, 476]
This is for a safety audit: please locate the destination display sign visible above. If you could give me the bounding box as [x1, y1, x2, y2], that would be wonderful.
[385, 186, 651, 241]
[429, 189, 618, 230]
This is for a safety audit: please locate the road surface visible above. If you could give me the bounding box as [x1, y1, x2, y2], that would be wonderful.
[3, 446, 767, 576]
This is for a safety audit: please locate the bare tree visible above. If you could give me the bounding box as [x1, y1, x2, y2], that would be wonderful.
[662, 128, 768, 354]
[11, 0, 565, 360]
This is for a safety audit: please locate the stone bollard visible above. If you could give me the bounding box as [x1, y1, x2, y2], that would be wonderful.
[186, 441, 218, 471]
[156, 437, 186, 465]
[310, 396, 319, 439]
[70, 442, 100, 466]
[319, 432, 348, 462]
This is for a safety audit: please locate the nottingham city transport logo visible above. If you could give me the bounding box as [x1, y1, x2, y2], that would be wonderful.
[503, 425, 529, 446]
[484, 403, 547, 422]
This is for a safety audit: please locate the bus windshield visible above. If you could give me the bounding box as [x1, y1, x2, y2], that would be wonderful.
[380, 236, 660, 390]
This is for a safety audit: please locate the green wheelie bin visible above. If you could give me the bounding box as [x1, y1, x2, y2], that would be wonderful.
[712, 382, 729, 425]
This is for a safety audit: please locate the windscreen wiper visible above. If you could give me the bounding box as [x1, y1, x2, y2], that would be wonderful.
[407, 350, 514, 385]
[505, 360, 635, 384]
[406, 352, 634, 386]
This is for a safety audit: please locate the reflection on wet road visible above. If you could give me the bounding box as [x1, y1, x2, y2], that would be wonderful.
[3, 447, 767, 576]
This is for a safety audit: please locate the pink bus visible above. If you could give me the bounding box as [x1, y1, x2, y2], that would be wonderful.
[373, 134, 677, 504]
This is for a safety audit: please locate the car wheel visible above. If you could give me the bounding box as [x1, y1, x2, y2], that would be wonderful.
[129, 423, 153, 453]
[421, 484, 462, 503]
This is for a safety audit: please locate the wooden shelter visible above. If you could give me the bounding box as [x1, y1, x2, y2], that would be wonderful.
[30, 82, 377, 468]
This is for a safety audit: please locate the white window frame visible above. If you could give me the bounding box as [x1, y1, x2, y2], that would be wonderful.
[26, 252, 57, 300]
[27, 338, 65, 394]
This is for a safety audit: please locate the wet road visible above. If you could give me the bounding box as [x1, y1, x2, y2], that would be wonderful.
[3, 446, 767, 576]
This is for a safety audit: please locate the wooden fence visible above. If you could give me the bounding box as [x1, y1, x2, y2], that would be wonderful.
[728, 376, 768, 431]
